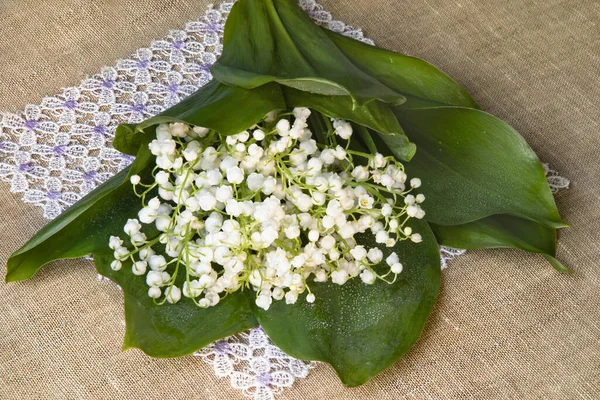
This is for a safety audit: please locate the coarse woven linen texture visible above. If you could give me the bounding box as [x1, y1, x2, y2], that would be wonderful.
[0, 0, 598, 399]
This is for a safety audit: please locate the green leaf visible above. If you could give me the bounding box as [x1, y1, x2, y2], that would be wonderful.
[4, 144, 156, 283]
[5, 167, 131, 282]
[211, 0, 405, 107]
[93, 252, 258, 357]
[373, 128, 418, 164]
[431, 214, 556, 254]
[114, 80, 286, 156]
[307, 112, 328, 146]
[113, 124, 141, 156]
[391, 107, 566, 229]
[324, 30, 479, 109]
[283, 88, 400, 136]
[429, 215, 556, 256]
[6, 134, 156, 282]
[251, 220, 441, 387]
[283, 87, 416, 160]
[430, 214, 571, 273]
[543, 255, 572, 273]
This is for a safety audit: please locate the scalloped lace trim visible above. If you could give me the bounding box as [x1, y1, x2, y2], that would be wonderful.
[0, 1, 569, 398]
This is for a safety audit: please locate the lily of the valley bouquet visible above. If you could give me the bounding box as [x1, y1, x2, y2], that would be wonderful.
[6, 0, 568, 386]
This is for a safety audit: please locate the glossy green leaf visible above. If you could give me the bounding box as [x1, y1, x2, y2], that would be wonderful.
[114, 80, 286, 156]
[251, 220, 440, 387]
[5, 167, 131, 282]
[391, 107, 566, 229]
[430, 214, 570, 273]
[211, 0, 405, 107]
[6, 135, 158, 283]
[307, 112, 328, 146]
[93, 252, 258, 357]
[283, 88, 400, 136]
[4, 145, 155, 283]
[431, 214, 555, 254]
[283, 87, 416, 160]
[543, 255, 571, 273]
[113, 124, 142, 157]
[373, 128, 419, 165]
[324, 30, 479, 109]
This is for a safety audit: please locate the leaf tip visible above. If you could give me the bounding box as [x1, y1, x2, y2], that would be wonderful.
[121, 333, 139, 353]
[4, 272, 17, 283]
[405, 142, 417, 161]
[4, 256, 33, 283]
[121, 341, 134, 352]
[543, 255, 573, 274]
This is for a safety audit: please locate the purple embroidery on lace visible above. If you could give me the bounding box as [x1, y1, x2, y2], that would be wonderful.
[83, 170, 97, 182]
[63, 100, 77, 110]
[257, 373, 273, 387]
[214, 340, 230, 354]
[130, 103, 146, 113]
[137, 59, 150, 69]
[172, 40, 185, 50]
[204, 23, 221, 33]
[53, 145, 66, 156]
[101, 79, 115, 89]
[24, 119, 39, 130]
[93, 125, 107, 135]
[47, 191, 62, 200]
[18, 163, 33, 173]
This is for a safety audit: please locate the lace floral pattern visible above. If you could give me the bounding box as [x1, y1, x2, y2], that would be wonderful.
[195, 327, 314, 400]
[0, 0, 570, 398]
[543, 163, 570, 193]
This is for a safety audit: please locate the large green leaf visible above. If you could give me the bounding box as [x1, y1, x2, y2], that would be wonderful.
[430, 215, 571, 272]
[5, 167, 140, 282]
[114, 80, 286, 156]
[211, 0, 405, 107]
[5, 167, 129, 282]
[283, 87, 416, 160]
[431, 214, 555, 254]
[251, 220, 441, 387]
[430, 214, 571, 273]
[389, 107, 566, 229]
[325, 30, 479, 109]
[5, 135, 159, 283]
[94, 252, 258, 357]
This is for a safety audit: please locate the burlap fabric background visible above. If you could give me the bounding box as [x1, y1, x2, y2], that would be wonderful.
[1, 0, 598, 398]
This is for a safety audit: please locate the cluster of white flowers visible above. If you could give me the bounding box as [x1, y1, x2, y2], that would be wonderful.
[108, 108, 426, 310]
